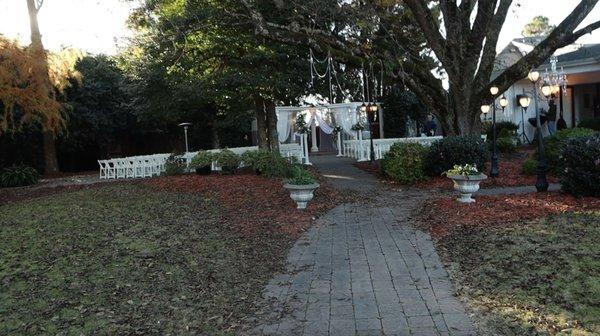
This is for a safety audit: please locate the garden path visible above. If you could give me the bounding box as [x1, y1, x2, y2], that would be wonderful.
[250, 155, 476, 336]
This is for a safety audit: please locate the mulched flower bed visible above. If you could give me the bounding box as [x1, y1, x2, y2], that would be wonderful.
[354, 156, 559, 189]
[146, 173, 350, 239]
[418, 191, 600, 239]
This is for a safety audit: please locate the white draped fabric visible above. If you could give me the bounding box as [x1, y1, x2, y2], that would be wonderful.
[276, 110, 293, 142]
[314, 110, 334, 134]
[332, 107, 359, 138]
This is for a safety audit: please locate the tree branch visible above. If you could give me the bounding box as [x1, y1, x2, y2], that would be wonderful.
[488, 0, 600, 95]
[403, 0, 449, 65]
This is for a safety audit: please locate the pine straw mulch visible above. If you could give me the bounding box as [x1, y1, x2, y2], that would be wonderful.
[145, 172, 352, 239]
[417, 191, 600, 239]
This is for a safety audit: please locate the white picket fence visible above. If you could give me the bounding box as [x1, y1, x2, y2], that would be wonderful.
[97, 143, 304, 180]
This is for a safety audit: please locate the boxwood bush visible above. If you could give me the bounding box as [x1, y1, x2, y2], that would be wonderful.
[216, 149, 241, 174]
[424, 135, 489, 176]
[577, 118, 600, 131]
[381, 142, 427, 184]
[559, 134, 600, 197]
[163, 154, 187, 176]
[241, 149, 293, 178]
[0, 165, 40, 187]
[543, 127, 597, 171]
[495, 137, 517, 153]
[483, 121, 519, 139]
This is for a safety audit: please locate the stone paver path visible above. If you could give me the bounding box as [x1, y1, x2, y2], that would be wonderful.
[251, 155, 476, 336]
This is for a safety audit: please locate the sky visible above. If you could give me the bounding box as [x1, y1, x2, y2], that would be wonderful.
[0, 0, 599, 55]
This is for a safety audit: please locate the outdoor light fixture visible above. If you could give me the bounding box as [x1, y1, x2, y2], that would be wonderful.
[369, 103, 378, 113]
[178, 122, 192, 153]
[485, 85, 501, 178]
[480, 104, 491, 114]
[518, 95, 531, 108]
[499, 96, 509, 108]
[517, 94, 531, 144]
[527, 71, 549, 191]
[528, 70, 540, 83]
[541, 81, 553, 97]
[490, 86, 499, 96]
[360, 102, 367, 113]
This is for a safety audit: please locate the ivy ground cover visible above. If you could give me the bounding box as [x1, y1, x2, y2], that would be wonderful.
[0, 175, 344, 335]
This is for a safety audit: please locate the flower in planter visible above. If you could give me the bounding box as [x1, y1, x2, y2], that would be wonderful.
[443, 164, 480, 177]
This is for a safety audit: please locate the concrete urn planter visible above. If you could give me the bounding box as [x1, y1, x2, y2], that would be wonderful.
[283, 183, 320, 209]
[447, 174, 487, 203]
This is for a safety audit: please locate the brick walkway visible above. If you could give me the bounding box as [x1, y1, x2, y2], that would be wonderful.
[250, 155, 476, 336]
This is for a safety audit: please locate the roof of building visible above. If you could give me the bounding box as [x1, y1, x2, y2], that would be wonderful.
[556, 44, 600, 63]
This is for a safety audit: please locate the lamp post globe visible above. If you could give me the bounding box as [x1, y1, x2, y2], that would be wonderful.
[499, 96, 508, 108]
[528, 70, 540, 83]
[490, 86, 499, 96]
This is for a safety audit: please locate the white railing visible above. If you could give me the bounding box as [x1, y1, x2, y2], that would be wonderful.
[98, 143, 304, 180]
[343, 135, 489, 161]
[343, 136, 443, 161]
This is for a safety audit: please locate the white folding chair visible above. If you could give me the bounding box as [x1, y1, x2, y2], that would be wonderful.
[98, 160, 107, 179]
[115, 159, 127, 179]
[106, 160, 116, 179]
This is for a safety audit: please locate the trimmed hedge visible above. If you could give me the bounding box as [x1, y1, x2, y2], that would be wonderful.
[425, 135, 489, 176]
[543, 127, 597, 171]
[484, 121, 519, 139]
[163, 154, 186, 176]
[495, 137, 517, 153]
[0, 165, 39, 187]
[559, 134, 600, 197]
[381, 142, 428, 184]
[578, 118, 600, 131]
[522, 157, 538, 175]
[241, 149, 293, 178]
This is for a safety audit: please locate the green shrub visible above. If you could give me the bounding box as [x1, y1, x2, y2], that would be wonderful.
[559, 134, 600, 197]
[483, 121, 519, 139]
[381, 142, 427, 184]
[286, 166, 315, 185]
[495, 137, 517, 153]
[163, 154, 186, 176]
[522, 157, 538, 175]
[543, 127, 597, 171]
[577, 118, 600, 131]
[242, 149, 293, 178]
[190, 150, 214, 169]
[216, 149, 241, 174]
[0, 165, 39, 187]
[425, 135, 489, 176]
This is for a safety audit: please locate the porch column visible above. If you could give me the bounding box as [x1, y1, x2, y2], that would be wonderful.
[310, 118, 319, 152]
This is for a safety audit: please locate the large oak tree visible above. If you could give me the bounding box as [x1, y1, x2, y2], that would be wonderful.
[240, 0, 600, 135]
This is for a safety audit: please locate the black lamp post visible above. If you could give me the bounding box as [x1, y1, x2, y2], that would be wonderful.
[517, 94, 531, 144]
[528, 69, 549, 192]
[489, 86, 500, 177]
[361, 103, 378, 163]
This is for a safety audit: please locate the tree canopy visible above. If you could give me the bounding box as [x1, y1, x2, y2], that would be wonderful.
[522, 16, 556, 37]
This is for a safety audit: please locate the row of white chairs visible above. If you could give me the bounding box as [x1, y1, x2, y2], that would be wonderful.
[98, 154, 170, 179]
[98, 144, 305, 179]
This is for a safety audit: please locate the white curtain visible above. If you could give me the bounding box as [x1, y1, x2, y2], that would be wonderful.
[332, 107, 359, 138]
[276, 111, 293, 143]
[315, 109, 334, 134]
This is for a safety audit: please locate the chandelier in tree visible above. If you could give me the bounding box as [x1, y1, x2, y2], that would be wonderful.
[541, 55, 568, 96]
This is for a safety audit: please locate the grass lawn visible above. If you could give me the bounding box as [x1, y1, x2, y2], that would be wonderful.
[0, 183, 301, 335]
[438, 211, 600, 335]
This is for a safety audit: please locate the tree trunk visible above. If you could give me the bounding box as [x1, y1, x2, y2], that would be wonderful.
[264, 99, 279, 152]
[42, 130, 59, 175]
[253, 95, 269, 150]
[27, 0, 60, 174]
